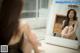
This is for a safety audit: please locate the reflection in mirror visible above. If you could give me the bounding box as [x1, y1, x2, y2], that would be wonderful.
[53, 9, 78, 40]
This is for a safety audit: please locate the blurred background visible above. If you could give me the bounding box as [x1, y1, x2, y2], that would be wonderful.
[19, 0, 80, 53]
[20, 0, 50, 40]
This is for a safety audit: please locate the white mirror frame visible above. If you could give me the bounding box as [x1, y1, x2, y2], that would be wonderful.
[46, 0, 79, 49]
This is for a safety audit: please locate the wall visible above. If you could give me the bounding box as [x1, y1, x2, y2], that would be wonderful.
[20, 8, 49, 29]
[20, 18, 47, 29]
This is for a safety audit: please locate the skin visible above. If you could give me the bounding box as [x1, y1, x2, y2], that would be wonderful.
[61, 10, 77, 39]
[9, 22, 40, 53]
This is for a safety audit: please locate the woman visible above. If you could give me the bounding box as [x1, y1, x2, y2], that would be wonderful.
[0, 0, 40, 53]
[61, 9, 78, 40]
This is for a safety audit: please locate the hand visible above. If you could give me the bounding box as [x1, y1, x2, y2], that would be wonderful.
[34, 50, 40, 53]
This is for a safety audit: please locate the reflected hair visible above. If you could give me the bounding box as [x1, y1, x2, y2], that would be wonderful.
[67, 9, 77, 21]
[62, 9, 77, 29]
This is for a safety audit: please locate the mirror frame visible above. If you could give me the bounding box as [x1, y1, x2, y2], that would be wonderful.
[46, 4, 79, 49]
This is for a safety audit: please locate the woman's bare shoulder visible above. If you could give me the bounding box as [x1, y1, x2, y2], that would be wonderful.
[19, 21, 30, 32]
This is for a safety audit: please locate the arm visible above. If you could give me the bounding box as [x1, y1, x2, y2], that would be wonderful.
[67, 22, 78, 35]
[22, 24, 40, 53]
[61, 26, 69, 37]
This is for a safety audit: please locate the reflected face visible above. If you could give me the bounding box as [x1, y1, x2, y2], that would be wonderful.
[68, 11, 74, 19]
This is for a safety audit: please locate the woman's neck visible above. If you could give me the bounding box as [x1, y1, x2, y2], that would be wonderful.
[70, 18, 73, 21]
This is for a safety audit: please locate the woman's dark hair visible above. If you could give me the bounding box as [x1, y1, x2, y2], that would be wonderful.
[67, 9, 77, 21]
[62, 9, 77, 29]
[0, 0, 23, 45]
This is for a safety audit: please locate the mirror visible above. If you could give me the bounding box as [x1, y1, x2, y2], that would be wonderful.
[52, 3, 80, 40]
[53, 14, 78, 40]
[46, 3, 80, 49]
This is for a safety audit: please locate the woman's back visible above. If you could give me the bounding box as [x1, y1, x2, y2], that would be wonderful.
[8, 33, 24, 53]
